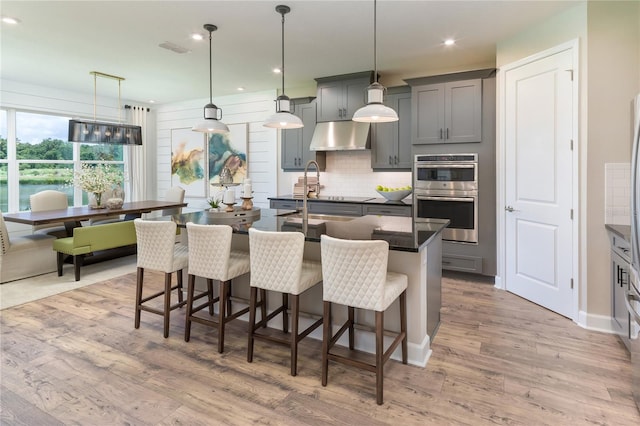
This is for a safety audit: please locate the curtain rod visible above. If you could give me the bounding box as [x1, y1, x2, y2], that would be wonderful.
[124, 105, 150, 112]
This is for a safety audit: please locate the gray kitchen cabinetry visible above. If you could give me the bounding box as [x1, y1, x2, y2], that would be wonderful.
[412, 78, 482, 144]
[608, 229, 631, 345]
[363, 204, 411, 217]
[315, 71, 374, 122]
[372, 87, 412, 170]
[308, 202, 363, 216]
[270, 199, 301, 210]
[281, 98, 326, 171]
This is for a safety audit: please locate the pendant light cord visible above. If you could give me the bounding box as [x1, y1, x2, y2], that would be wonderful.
[209, 29, 213, 104]
[373, 0, 378, 82]
[280, 10, 285, 94]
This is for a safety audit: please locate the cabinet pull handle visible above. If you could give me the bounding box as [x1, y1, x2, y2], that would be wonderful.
[446, 128, 449, 139]
[394, 155, 398, 164]
[389, 156, 393, 165]
[439, 129, 443, 139]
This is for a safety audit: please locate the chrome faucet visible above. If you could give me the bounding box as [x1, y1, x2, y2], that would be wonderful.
[302, 160, 320, 234]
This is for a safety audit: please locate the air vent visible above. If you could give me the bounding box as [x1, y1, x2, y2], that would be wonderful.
[159, 41, 191, 54]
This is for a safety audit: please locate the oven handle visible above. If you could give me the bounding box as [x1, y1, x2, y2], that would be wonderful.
[625, 290, 640, 325]
[415, 164, 476, 169]
[417, 196, 475, 203]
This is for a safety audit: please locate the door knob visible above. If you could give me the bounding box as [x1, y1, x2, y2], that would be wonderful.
[505, 205, 519, 212]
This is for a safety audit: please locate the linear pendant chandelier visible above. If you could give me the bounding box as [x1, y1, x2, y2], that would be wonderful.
[352, 0, 398, 123]
[193, 24, 229, 134]
[264, 5, 303, 129]
[68, 71, 142, 145]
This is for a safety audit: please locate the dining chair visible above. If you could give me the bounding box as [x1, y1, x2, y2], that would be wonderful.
[184, 222, 255, 353]
[133, 218, 188, 338]
[162, 186, 186, 216]
[29, 190, 69, 237]
[247, 227, 323, 376]
[320, 234, 408, 405]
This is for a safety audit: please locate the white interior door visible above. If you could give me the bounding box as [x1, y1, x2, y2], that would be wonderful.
[504, 47, 575, 318]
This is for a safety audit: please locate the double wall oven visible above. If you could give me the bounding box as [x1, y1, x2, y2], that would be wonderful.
[414, 154, 478, 244]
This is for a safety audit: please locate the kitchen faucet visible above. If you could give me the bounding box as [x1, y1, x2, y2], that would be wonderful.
[302, 160, 320, 234]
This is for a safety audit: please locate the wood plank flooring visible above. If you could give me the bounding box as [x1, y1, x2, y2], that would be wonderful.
[1, 271, 639, 425]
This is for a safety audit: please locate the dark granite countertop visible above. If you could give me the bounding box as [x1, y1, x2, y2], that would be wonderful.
[605, 224, 631, 242]
[169, 208, 447, 252]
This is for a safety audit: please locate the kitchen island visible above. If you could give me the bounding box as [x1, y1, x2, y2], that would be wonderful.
[167, 208, 447, 367]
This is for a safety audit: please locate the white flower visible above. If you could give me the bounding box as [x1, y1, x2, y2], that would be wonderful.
[71, 164, 123, 194]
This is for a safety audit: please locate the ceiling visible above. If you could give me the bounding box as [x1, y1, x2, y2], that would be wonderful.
[1, 0, 581, 105]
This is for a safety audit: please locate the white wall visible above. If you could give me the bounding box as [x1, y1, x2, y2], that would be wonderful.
[155, 90, 277, 208]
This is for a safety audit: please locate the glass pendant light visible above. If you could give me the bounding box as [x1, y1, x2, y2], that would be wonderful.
[193, 24, 229, 134]
[352, 0, 398, 123]
[264, 5, 303, 129]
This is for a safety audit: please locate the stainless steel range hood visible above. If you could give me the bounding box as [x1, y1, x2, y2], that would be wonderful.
[309, 121, 371, 151]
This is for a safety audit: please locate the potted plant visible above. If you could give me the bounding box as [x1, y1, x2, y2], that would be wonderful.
[207, 196, 221, 212]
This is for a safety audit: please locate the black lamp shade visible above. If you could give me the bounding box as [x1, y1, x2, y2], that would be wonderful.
[68, 119, 142, 145]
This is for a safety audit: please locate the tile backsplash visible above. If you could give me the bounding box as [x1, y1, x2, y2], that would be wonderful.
[605, 163, 630, 225]
[282, 151, 412, 198]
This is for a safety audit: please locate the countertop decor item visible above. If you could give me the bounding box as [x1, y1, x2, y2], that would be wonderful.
[376, 188, 412, 201]
[106, 197, 124, 209]
[192, 24, 229, 134]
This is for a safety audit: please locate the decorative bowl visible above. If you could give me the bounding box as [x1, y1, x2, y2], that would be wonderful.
[376, 189, 412, 201]
[106, 197, 124, 209]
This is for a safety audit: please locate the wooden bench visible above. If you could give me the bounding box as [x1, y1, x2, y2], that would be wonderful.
[53, 220, 137, 281]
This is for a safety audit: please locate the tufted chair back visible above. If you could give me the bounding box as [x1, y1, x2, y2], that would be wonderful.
[187, 223, 250, 281]
[134, 219, 187, 273]
[320, 234, 391, 312]
[0, 214, 10, 255]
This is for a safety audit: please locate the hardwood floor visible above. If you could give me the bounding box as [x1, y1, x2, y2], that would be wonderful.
[1, 271, 638, 425]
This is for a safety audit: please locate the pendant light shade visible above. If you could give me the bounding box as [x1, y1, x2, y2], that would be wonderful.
[193, 24, 229, 134]
[264, 5, 303, 129]
[352, 0, 398, 123]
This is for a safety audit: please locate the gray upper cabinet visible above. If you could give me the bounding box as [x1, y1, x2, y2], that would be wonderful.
[281, 98, 326, 171]
[372, 87, 412, 170]
[412, 78, 482, 144]
[315, 71, 374, 122]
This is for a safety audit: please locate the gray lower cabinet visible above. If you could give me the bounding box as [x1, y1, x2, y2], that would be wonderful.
[412, 78, 482, 144]
[441, 253, 484, 274]
[372, 87, 412, 170]
[610, 231, 631, 344]
[315, 72, 373, 122]
[281, 99, 325, 171]
[308, 202, 363, 216]
[270, 199, 412, 218]
[269, 199, 301, 210]
[363, 204, 411, 217]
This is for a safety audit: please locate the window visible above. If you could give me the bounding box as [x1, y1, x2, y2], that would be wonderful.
[2, 110, 126, 212]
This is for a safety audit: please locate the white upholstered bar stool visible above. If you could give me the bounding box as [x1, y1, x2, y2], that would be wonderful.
[185, 223, 254, 353]
[133, 219, 188, 338]
[247, 228, 323, 376]
[320, 234, 408, 405]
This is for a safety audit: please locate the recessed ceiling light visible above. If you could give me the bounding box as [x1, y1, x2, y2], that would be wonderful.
[444, 39, 455, 46]
[2, 16, 20, 25]
[273, 68, 282, 74]
[191, 33, 204, 41]
[237, 87, 245, 91]
[149, 100, 156, 104]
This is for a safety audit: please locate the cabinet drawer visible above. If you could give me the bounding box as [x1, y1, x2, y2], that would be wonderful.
[308, 202, 363, 216]
[363, 204, 412, 217]
[442, 254, 483, 274]
[270, 200, 300, 210]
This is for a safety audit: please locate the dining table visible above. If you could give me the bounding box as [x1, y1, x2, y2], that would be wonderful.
[2, 200, 188, 236]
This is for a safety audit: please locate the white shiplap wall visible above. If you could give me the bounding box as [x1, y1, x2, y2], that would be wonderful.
[155, 90, 277, 209]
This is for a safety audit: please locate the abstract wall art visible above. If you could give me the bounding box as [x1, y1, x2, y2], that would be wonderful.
[208, 123, 248, 188]
[171, 128, 206, 197]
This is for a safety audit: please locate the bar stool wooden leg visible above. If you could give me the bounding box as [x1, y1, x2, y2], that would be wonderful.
[177, 270, 184, 303]
[135, 267, 144, 329]
[247, 286, 257, 363]
[282, 293, 289, 333]
[376, 310, 384, 405]
[290, 294, 299, 376]
[207, 279, 214, 316]
[163, 272, 172, 338]
[348, 306, 355, 350]
[184, 273, 196, 341]
[400, 291, 408, 364]
[260, 289, 267, 328]
[218, 280, 228, 353]
[321, 301, 331, 387]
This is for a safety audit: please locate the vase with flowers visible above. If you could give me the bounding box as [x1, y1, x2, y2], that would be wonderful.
[70, 164, 124, 209]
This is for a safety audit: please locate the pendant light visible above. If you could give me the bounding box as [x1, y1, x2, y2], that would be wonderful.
[264, 5, 303, 129]
[193, 24, 229, 134]
[352, 0, 398, 123]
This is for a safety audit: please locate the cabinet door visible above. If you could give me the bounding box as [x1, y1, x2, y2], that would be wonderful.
[300, 102, 319, 165]
[413, 84, 445, 144]
[445, 79, 482, 143]
[343, 78, 369, 119]
[317, 82, 343, 122]
[395, 93, 412, 168]
[371, 121, 396, 169]
[281, 127, 301, 169]
[612, 250, 630, 337]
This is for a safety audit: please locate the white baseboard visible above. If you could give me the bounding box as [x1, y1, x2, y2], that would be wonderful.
[577, 310, 615, 333]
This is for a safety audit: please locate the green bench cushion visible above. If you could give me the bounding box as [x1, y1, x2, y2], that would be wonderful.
[53, 220, 137, 256]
